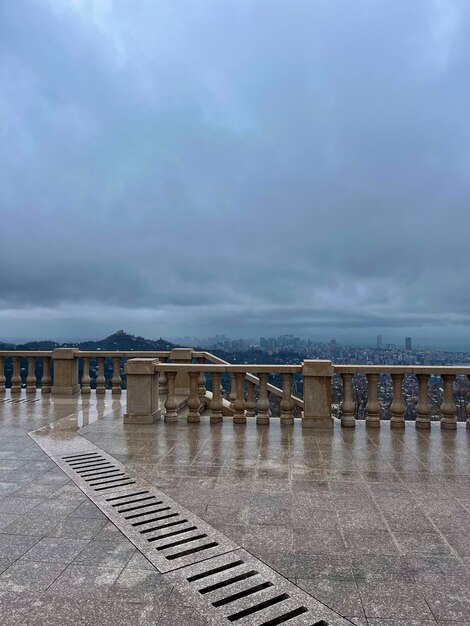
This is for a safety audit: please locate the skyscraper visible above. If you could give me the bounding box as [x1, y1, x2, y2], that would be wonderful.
[377, 335, 383, 349]
[406, 337, 412, 350]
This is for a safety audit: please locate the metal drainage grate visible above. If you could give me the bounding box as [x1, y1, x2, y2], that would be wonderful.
[54, 450, 352, 625]
[59, 451, 237, 572]
[166, 550, 351, 625]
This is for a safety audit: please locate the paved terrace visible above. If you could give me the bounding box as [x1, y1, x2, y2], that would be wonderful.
[0, 391, 469, 625]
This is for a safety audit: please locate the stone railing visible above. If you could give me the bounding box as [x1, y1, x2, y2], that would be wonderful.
[125, 359, 331, 428]
[0, 348, 300, 410]
[125, 359, 470, 431]
[334, 365, 470, 430]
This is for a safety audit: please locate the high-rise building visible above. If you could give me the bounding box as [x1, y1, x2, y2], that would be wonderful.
[377, 335, 383, 349]
[406, 337, 412, 350]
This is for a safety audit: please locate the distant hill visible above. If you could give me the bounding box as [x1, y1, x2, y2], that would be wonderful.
[2, 331, 177, 352]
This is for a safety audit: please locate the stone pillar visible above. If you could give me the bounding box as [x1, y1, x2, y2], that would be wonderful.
[51, 349, 80, 395]
[124, 358, 160, 424]
[340, 373, 356, 427]
[302, 360, 334, 429]
[170, 348, 193, 395]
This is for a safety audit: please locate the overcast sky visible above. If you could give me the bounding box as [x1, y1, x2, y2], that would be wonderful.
[1, 0, 470, 348]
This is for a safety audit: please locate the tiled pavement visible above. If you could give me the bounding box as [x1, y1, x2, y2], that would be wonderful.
[1, 391, 470, 625]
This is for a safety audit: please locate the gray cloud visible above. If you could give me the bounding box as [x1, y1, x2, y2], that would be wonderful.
[1, 0, 470, 347]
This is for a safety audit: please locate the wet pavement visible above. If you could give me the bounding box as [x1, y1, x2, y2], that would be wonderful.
[1, 390, 470, 625]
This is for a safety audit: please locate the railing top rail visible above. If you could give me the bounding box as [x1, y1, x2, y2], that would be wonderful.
[78, 351, 171, 358]
[334, 364, 470, 375]
[0, 351, 53, 357]
[154, 363, 302, 374]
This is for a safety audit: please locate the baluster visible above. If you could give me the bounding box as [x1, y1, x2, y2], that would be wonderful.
[187, 371, 201, 423]
[229, 373, 236, 409]
[0, 356, 5, 393]
[11, 356, 21, 392]
[112, 357, 122, 395]
[197, 357, 207, 406]
[366, 373, 380, 427]
[159, 356, 168, 395]
[210, 371, 223, 423]
[26, 356, 36, 393]
[390, 373, 405, 429]
[96, 357, 106, 395]
[81, 357, 91, 394]
[416, 374, 430, 429]
[164, 371, 178, 422]
[233, 372, 246, 423]
[41, 356, 51, 393]
[280, 373, 294, 424]
[245, 380, 256, 417]
[466, 375, 470, 430]
[256, 373, 269, 425]
[340, 373, 356, 427]
[440, 374, 457, 430]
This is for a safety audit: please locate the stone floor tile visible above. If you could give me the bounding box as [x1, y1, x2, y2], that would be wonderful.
[74, 539, 135, 568]
[352, 554, 414, 582]
[110, 567, 173, 603]
[242, 525, 293, 554]
[154, 589, 210, 626]
[0, 483, 21, 497]
[125, 552, 157, 571]
[358, 579, 435, 620]
[421, 578, 470, 622]
[0, 590, 42, 626]
[0, 533, 40, 559]
[0, 496, 44, 516]
[47, 517, 108, 540]
[21, 537, 90, 564]
[293, 527, 347, 554]
[395, 531, 453, 555]
[367, 620, 437, 625]
[345, 530, 400, 555]
[294, 553, 355, 580]
[22, 596, 159, 626]
[46, 564, 124, 598]
[69, 500, 107, 519]
[0, 560, 67, 592]
[92, 520, 129, 542]
[298, 577, 365, 617]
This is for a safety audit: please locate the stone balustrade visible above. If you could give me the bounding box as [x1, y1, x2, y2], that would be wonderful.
[1, 349, 469, 431]
[334, 365, 470, 430]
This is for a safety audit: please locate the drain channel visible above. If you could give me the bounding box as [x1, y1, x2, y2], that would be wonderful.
[41, 447, 354, 625]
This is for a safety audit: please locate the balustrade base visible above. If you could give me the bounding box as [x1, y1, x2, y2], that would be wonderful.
[51, 384, 81, 396]
[124, 409, 161, 424]
[302, 416, 333, 429]
[415, 419, 431, 429]
[390, 420, 405, 429]
[440, 419, 457, 430]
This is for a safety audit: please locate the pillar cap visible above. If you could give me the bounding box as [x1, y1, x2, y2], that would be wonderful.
[302, 360, 334, 376]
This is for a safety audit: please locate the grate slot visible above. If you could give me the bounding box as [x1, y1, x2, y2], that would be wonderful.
[137, 506, 181, 535]
[106, 490, 149, 502]
[74, 461, 112, 470]
[68, 458, 106, 467]
[259, 606, 308, 625]
[139, 519, 188, 532]
[199, 571, 257, 595]
[226, 594, 289, 622]
[166, 542, 218, 560]
[63, 452, 101, 460]
[116, 500, 161, 514]
[94, 480, 136, 491]
[187, 560, 245, 582]
[312, 622, 328, 626]
[126, 506, 172, 521]
[113, 495, 157, 508]
[150, 525, 198, 541]
[84, 471, 123, 481]
[157, 533, 207, 551]
[212, 582, 273, 607]
[81, 467, 122, 477]
[89, 475, 127, 486]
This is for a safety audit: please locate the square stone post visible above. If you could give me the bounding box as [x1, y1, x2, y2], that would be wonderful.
[51, 348, 80, 395]
[124, 358, 160, 424]
[170, 348, 193, 395]
[302, 360, 334, 429]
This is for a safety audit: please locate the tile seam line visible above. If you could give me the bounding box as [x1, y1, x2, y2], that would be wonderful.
[26, 406, 355, 625]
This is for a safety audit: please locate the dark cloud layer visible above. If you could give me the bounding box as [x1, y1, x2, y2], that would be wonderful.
[1, 0, 470, 347]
